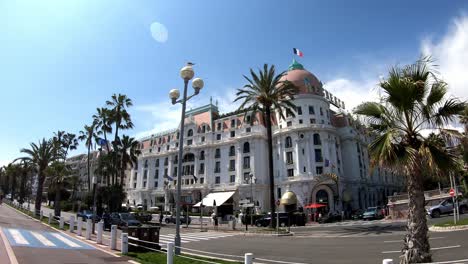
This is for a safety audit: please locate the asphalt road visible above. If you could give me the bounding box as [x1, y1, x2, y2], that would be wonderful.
[159, 215, 468, 264]
[0, 204, 130, 264]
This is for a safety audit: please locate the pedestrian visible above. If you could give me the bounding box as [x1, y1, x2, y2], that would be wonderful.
[159, 210, 163, 225]
[212, 212, 218, 231]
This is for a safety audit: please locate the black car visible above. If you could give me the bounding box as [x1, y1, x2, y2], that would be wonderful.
[255, 213, 290, 227]
[165, 215, 191, 225]
[108, 212, 142, 229]
[318, 212, 342, 223]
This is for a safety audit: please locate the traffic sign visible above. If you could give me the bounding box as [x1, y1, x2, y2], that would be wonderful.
[449, 188, 455, 197]
[276, 200, 280, 206]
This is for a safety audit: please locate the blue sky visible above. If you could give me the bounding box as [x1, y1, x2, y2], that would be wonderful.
[1, 0, 468, 165]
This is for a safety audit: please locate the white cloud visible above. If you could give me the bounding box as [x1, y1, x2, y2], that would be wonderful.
[422, 15, 468, 101]
[325, 15, 468, 114]
[0, 160, 12, 167]
[324, 78, 380, 112]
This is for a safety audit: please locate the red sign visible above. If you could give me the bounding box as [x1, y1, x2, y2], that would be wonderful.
[276, 200, 280, 206]
[449, 189, 455, 197]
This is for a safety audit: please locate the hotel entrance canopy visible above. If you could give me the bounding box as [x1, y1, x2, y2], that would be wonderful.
[193, 191, 235, 207]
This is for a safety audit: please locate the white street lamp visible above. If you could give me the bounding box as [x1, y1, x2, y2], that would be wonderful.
[170, 62, 203, 255]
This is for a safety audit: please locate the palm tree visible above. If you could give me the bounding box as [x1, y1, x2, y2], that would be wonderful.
[46, 161, 72, 216]
[16, 138, 59, 216]
[354, 58, 465, 263]
[234, 64, 298, 228]
[78, 124, 101, 191]
[68, 175, 81, 212]
[16, 159, 35, 204]
[106, 94, 134, 144]
[93, 107, 113, 152]
[117, 135, 141, 186]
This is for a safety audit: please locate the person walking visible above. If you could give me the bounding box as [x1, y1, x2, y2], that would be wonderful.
[212, 212, 218, 231]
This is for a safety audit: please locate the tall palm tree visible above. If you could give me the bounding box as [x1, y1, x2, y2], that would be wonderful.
[16, 138, 59, 216]
[234, 64, 298, 228]
[354, 58, 465, 263]
[93, 107, 113, 152]
[78, 124, 101, 191]
[106, 94, 134, 144]
[117, 135, 141, 186]
[46, 161, 72, 216]
[16, 159, 35, 204]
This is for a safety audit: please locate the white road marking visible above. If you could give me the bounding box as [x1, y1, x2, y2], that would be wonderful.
[383, 237, 445, 243]
[429, 259, 468, 264]
[51, 233, 81, 248]
[9, 229, 29, 245]
[0, 228, 19, 264]
[382, 245, 461, 254]
[30, 231, 56, 247]
[159, 234, 200, 241]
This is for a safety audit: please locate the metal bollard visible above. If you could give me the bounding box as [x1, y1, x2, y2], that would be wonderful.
[167, 242, 174, 264]
[40, 210, 43, 221]
[110, 225, 117, 250]
[244, 253, 253, 264]
[121, 233, 128, 255]
[97, 221, 103, 244]
[86, 219, 92, 240]
[48, 213, 52, 225]
[382, 259, 393, 264]
[59, 217, 64, 229]
[77, 218, 82, 236]
[69, 216, 75, 233]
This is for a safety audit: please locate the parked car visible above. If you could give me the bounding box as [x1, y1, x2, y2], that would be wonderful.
[255, 213, 289, 227]
[164, 214, 191, 225]
[77, 210, 101, 222]
[427, 198, 468, 218]
[109, 212, 142, 228]
[362, 207, 384, 220]
[351, 209, 364, 220]
[318, 212, 342, 223]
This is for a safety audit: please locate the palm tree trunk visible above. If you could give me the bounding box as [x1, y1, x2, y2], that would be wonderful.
[87, 144, 91, 191]
[34, 171, 45, 217]
[401, 162, 431, 264]
[54, 183, 62, 217]
[265, 106, 276, 228]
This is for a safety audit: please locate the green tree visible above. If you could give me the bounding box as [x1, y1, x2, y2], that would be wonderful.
[116, 135, 140, 186]
[46, 161, 72, 216]
[106, 94, 134, 186]
[234, 64, 298, 228]
[354, 58, 465, 263]
[106, 94, 133, 145]
[17, 139, 59, 216]
[93, 107, 113, 152]
[78, 124, 101, 190]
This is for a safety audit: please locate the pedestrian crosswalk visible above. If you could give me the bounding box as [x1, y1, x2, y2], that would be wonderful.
[158, 232, 237, 247]
[2, 228, 94, 250]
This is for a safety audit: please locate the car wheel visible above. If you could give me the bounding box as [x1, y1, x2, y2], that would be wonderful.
[165, 219, 170, 224]
[280, 222, 286, 227]
[460, 206, 466, 215]
[256, 222, 262, 227]
[432, 210, 441, 218]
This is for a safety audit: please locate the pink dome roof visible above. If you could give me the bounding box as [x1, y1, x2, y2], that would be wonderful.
[279, 60, 324, 96]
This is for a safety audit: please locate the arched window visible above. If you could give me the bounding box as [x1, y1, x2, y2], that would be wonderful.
[243, 142, 250, 153]
[187, 129, 193, 137]
[285, 136, 292, 148]
[183, 153, 195, 162]
[229, 146, 235, 156]
[199, 150, 205, 160]
[313, 133, 321, 145]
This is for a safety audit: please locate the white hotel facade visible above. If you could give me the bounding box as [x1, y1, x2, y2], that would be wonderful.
[126, 60, 404, 215]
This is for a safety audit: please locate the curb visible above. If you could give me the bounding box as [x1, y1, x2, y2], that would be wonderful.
[429, 225, 468, 232]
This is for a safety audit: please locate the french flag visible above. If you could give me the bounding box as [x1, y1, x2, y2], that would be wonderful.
[293, 48, 303, 57]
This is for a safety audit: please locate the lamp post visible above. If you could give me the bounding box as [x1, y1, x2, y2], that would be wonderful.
[246, 173, 256, 226]
[169, 63, 204, 255]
